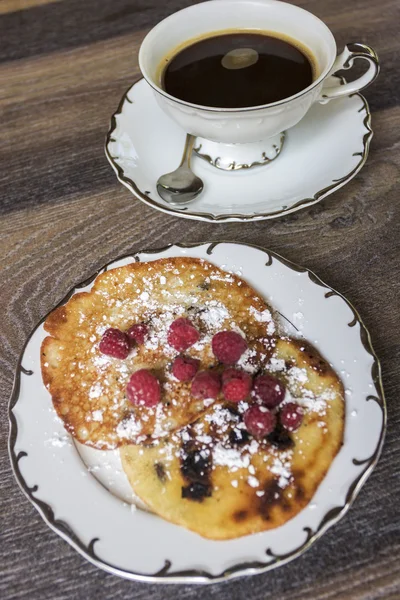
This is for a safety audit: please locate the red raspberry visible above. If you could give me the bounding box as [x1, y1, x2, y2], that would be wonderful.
[252, 374, 285, 408]
[172, 355, 200, 382]
[280, 402, 304, 432]
[126, 369, 161, 407]
[244, 405, 276, 438]
[222, 368, 252, 402]
[191, 371, 221, 400]
[99, 328, 130, 359]
[211, 331, 248, 364]
[127, 323, 148, 345]
[167, 318, 200, 352]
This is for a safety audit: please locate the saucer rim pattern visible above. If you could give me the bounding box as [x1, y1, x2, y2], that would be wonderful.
[8, 241, 386, 583]
[105, 78, 372, 222]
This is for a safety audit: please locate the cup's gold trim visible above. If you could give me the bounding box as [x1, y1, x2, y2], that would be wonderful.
[321, 43, 380, 100]
[8, 241, 386, 584]
[105, 77, 373, 222]
[193, 132, 285, 171]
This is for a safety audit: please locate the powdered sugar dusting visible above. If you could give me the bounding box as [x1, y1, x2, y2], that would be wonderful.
[213, 445, 250, 469]
[270, 452, 293, 489]
[44, 433, 72, 448]
[92, 409, 104, 422]
[47, 255, 343, 506]
[288, 366, 308, 385]
[249, 306, 275, 335]
[268, 358, 286, 372]
[247, 475, 260, 488]
[199, 304, 230, 330]
[117, 416, 142, 440]
[237, 348, 258, 373]
[89, 383, 103, 399]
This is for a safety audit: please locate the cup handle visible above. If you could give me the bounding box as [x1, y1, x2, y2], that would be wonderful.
[319, 43, 379, 103]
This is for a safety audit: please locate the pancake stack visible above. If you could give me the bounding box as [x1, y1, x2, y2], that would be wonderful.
[41, 257, 344, 539]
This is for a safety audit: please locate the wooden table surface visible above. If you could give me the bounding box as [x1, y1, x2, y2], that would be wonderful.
[1, 0, 399, 598]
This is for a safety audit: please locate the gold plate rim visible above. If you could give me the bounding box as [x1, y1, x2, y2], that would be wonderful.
[8, 241, 386, 584]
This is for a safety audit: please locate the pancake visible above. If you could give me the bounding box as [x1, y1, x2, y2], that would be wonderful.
[120, 338, 345, 539]
[41, 257, 276, 449]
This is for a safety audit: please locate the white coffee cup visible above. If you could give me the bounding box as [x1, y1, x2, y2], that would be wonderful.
[139, 0, 379, 148]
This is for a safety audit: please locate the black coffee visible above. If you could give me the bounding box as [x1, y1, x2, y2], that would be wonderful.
[161, 32, 315, 108]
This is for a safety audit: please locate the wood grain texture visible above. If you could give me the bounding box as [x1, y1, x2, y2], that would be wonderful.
[0, 0, 61, 15]
[0, 0, 399, 598]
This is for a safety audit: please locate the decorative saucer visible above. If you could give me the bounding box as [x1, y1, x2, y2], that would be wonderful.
[106, 78, 372, 223]
[9, 242, 385, 583]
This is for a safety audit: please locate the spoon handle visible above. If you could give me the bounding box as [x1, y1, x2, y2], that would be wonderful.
[179, 134, 196, 169]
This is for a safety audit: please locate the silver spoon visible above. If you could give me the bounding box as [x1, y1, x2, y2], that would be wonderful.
[156, 134, 204, 205]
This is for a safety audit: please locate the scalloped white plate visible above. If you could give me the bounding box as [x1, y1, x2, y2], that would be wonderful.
[9, 242, 385, 583]
[105, 78, 372, 222]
